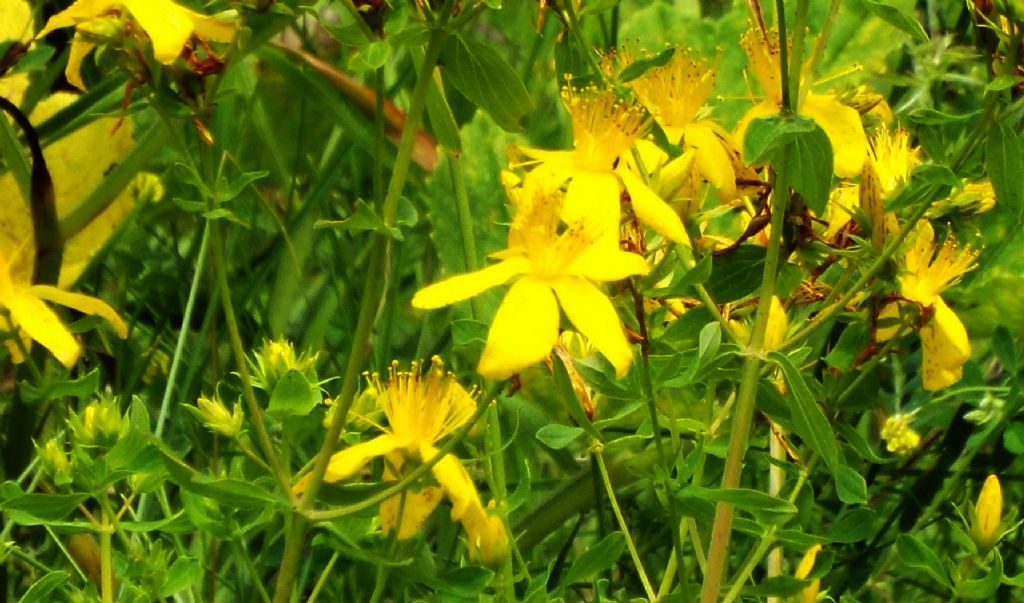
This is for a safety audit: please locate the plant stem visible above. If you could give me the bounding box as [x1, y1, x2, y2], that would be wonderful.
[211, 221, 292, 496]
[700, 150, 791, 603]
[595, 450, 656, 602]
[99, 512, 114, 603]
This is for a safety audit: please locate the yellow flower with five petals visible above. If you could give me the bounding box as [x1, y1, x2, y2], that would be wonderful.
[413, 172, 649, 379]
[293, 358, 507, 565]
[36, 0, 238, 89]
[513, 86, 688, 245]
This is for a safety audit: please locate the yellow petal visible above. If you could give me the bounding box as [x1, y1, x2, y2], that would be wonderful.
[293, 434, 403, 494]
[477, 277, 559, 379]
[920, 298, 969, 391]
[564, 172, 621, 244]
[684, 121, 737, 200]
[875, 300, 905, 342]
[6, 289, 80, 368]
[568, 245, 649, 282]
[121, 0, 197, 64]
[64, 33, 98, 91]
[619, 170, 688, 243]
[795, 544, 823, 603]
[425, 444, 481, 522]
[412, 257, 528, 310]
[379, 486, 442, 540]
[802, 94, 868, 179]
[30, 285, 128, 338]
[552, 277, 633, 378]
[36, 0, 121, 39]
[763, 296, 788, 351]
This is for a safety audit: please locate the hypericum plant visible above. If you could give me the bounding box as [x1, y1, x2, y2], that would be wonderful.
[2, 1, 1023, 602]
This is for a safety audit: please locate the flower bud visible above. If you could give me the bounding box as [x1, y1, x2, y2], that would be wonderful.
[38, 438, 72, 483]
[971, 474, 1003, 553]
[251, 339, 319, 392]
[72, 399, 122, 448]
[189, 395, 243, 437]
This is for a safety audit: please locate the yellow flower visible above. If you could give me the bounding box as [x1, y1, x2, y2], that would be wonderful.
[880, 413, 920, 456]
[877, 222, 977, 391]
[828, 127, 919, 244]
[412, 173, 649, 379]
[514, 86, 688, 244]
[293, 358, 507, 564]
[736, 27, 868, 178]
[792, 544, 822, 603]
[971, 474, 1003, 553]
[629, 48, 751, 203]
[36, 0, 238, 89]
[0, 245, 127, 368]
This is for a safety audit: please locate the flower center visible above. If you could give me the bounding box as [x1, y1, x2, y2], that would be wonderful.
[562, 86, 650, 171]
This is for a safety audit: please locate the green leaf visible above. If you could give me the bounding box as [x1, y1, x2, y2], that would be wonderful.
[896, 533, 951, 588]
[768, 352, 840, 474]
[619, 47, 675, 82]
[743, 114, 833, 214]
[441, 34, 532, 132]
[829, 507, 876, 543]
[862, 0, 929, 43]
[1004, 423, 1024, 455]
[835, 464, 868, 504]
[438, 566, 495, 597]
[267, 369, 318, 417]
[18, 369, 100, 404]
[683, 487, 797, 524]
[2, 493, 89, 525]
[698, 322, 721, 363]
[824, 322, 870, 372]
[985, 124, 1024, 219]
[17, 571, 68, 603]
[740, 575, 807, 597]
[536, 424, 585, 450]
[561, 532, 626, 587]
[957, 549, 1003, 600]
[159, 557, 201, 598]
[707, 246, 767, 302]
[316, 199, 417, 241]
[886, 164, 958, 211]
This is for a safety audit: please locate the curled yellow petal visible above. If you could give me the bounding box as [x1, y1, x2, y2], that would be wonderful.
[619, 170, 688, 244]
[30, 285, 128, 338]
[920, 298, 970, 391]
[380, 485, 442, 540]
[478, 277, 559, 380]
[684, 121, 737, 200]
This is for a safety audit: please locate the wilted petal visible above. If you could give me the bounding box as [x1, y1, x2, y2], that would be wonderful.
[412, 257, 529, 310]
[30, 285, 128, 338]
[65, 33, 98, 91]
[552, 277, 633, 378]
[477, 277, 559, 379]
[36, 0, 121, 38]
[426, 444, 479, 521]
[802, 94, 868, 179]
[619, 170, 688, 244]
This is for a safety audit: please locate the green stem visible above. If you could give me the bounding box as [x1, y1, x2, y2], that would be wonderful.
[789, 0, 810, 108]
[774, 0, 793, 114]
[700, 152, 791, 603]
[595, 450, 656, 602]
[211, 222, 292, 495]
[485, 403, 514, 593]
[305, 551, 339, 603]
[99, 512, 114, 603]
[720, 460, 813, 603]
[804, 0, 843, 95]
[449, 156, 484, 319]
